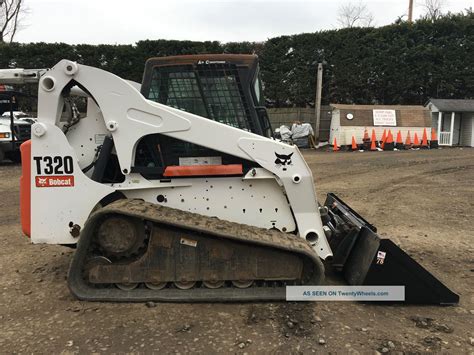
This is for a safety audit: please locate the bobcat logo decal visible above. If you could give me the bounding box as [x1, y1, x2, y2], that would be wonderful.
[274, 152, 293, 171]
[37, 177, 47, 187]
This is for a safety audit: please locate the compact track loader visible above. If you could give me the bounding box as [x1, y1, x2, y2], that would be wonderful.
[0, 55, 458, 304]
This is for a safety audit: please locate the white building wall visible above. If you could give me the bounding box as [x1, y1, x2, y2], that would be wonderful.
[338, 126, 431, 146]
[452, 113, 461, 145]
[460, 113, 474, 147]
[329, 110, 341, 145]
[472, 114, 474, 147]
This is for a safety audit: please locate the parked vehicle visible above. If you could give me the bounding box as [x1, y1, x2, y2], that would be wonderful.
[0, 111, 37, 124]
[0, 114, 32, 162]
[0, 86, 34, 162]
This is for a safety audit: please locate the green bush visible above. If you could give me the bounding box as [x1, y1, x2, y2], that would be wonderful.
[0, 12, 472, 106]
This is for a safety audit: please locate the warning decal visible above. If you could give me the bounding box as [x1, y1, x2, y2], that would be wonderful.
[35, 175, 75, 188]
[180, 237, 197, 247]
[376, 251, 387, 265]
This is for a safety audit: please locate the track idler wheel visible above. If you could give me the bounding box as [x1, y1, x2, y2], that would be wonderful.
[174, 281, 196, 290]
[116, 283, 139, 291]
[145, 282, 167, 290]
[232, 280, 254, 288]
[96, 215, 145, 259]
[203, 280, 225, 289]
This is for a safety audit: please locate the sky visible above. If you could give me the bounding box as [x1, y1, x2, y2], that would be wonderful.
[15, 0, 472, 44]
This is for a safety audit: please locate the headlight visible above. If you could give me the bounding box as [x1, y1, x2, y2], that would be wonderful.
[0, 132, 11, 139]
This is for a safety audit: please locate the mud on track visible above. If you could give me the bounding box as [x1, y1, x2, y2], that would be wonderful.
[0, 148, 472, 353]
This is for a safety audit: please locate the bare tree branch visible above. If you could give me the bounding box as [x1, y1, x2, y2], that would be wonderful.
[420, 0, 447, 21]
[0, 0, 25, 43]
[9, 0, 20, 43]
[337, 1, 375, 28]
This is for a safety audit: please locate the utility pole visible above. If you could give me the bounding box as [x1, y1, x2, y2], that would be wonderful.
[408, 0, 414, 23]
[314, 63, 323, 143]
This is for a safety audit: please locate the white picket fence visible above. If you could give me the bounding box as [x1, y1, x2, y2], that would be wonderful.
[439, 132, 451, 146]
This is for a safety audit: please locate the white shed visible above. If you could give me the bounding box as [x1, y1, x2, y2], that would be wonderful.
[329, 104, 431, 146]
[426, 99, 474, 147]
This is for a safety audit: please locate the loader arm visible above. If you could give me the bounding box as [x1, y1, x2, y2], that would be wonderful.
[29, 60, 332, 259]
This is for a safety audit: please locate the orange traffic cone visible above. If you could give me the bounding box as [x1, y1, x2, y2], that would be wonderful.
[430, 128, 439, 149]
[413, 132, 420, 148]
[333, 137, 339, 151]
[421, 128, 429, 149]
[362, 128, 370, 150]
[363, 128, 370, 141]
[370, 129, 377, 151]
[381, 130, 387, 149]
[380, 129, 387, 147]
[405, 130, 412, 149]
[385, 129, 394, 151]
[396, 130, 404, 150]
[351, 136, 358, 151]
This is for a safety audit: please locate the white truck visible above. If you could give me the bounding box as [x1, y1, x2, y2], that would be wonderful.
[0, 113, 32, 162]
[0, 71, 41, 162]
[1, 111, 37, 123]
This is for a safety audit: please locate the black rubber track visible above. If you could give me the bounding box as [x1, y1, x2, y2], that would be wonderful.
[68, 199, 325, 302]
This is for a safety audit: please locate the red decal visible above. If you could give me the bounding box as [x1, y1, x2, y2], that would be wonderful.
[35, 175, 75, 187]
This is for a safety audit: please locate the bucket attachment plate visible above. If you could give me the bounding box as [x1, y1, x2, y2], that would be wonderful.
[324, 193, 459, 305]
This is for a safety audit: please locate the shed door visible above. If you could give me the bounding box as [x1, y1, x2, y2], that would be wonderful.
[452, 114, 461, 145]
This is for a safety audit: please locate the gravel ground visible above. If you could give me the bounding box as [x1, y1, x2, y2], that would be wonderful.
[0, 148, 473, 353]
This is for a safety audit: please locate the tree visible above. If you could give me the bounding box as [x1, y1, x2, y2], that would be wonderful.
[0, 0, 25, 43]
[420, 0, 447, 21]
[337, 1, 374, 28]
[0, 12, 471, 106]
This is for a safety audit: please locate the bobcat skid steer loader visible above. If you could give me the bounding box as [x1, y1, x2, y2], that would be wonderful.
[0, 55, 458, 304]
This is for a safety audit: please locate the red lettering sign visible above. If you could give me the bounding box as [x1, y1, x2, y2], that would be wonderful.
[35, 175, 75, 188]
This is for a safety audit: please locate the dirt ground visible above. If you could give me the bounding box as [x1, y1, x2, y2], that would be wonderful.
[0, 148, 473, 354]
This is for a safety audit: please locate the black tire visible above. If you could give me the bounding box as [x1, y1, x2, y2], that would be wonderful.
[10, 151, 22, 164]
[5, 151, 21, 164]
